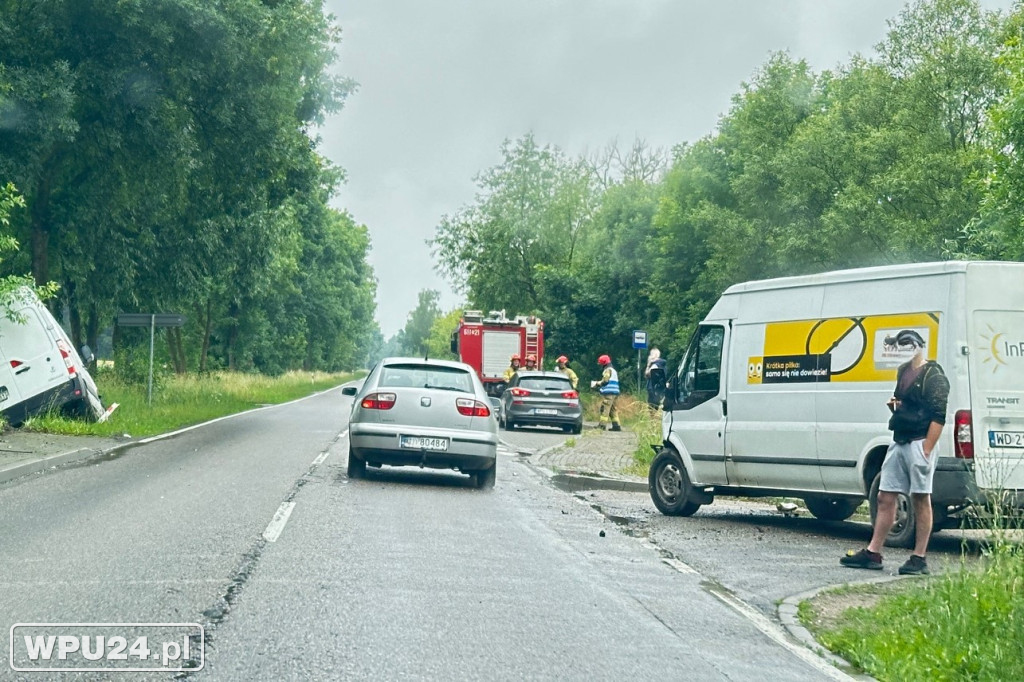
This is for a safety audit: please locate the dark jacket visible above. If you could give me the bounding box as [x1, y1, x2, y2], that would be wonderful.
[888, 360, 950, 444]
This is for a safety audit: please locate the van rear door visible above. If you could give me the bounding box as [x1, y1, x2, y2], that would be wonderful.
[0, 305, 65, 402]
[969, 308, 1024, 493]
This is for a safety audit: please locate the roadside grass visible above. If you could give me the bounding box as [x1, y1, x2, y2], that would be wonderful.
[22, 370, 358, 439]
[801, 535, 1024, 681]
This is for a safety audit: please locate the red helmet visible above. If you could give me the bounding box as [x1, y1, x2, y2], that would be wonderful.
[526, 354, 537, 362]
[598, 354, 611, 365]
[556, 355, 568, 364]
[511, 354, 521, 362]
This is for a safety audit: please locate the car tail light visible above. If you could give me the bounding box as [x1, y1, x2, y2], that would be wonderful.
[510, 387, 531, 397]
[561, 390, 579, 399]
[361, 392, 396, 410]
[456, 398, 490, 417]
[56, 339, 77, 378]
[9, 360, 22, 368]
[954, 409, 973, 459]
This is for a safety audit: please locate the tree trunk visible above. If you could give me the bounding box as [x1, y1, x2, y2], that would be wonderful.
[199, 298, 212, 373]
[171, 327, 187, 374]
[30, 170, 52, 286]
[226, 301, 239, 371]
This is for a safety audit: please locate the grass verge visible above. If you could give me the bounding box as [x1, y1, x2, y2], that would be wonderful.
[22, 370, 358, 439]
[800, 538, 1024, 681]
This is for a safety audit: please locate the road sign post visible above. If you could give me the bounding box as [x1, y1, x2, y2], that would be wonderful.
[117, 313, 186, 405]
[632, 330, 648, 395]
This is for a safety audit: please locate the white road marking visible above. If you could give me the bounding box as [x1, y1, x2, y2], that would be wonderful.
[262, 502, 296, 543]
[311, 451, 330, 467]
[136, 382, 359, 445]
[660, 556, 700, 576]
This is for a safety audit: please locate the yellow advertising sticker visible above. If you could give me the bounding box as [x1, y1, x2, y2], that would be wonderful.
[747, 313, 939, 384]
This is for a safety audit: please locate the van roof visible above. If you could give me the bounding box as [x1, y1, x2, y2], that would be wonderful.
[721, 261, 1018, 295]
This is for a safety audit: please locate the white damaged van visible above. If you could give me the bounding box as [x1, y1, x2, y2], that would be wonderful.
[0, 289, 104, 425]
[649, 261, 1024, 547]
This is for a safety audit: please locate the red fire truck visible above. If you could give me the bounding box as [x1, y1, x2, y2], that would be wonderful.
[450, 310, 544, 395]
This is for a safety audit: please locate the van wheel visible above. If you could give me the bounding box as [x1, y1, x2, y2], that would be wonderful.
[803, 496, 861, 522]
[648, 449, 701, 517]
[869, 473, 915, 548]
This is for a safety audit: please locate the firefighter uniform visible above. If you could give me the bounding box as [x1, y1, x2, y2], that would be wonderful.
[593, 355, 620, 431]
[503, 355, 522, 383]
[555, 356, 578, 389]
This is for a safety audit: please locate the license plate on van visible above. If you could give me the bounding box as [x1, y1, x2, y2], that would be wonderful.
[989, 431, 1024, 448]
[400, 435, 449, 451]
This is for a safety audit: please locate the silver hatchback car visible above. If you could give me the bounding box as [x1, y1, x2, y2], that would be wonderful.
[343, 358, 499, 488]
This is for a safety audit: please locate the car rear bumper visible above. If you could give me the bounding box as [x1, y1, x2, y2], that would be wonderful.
[349, 424, 497, 471]
[505, 405, 581, 427]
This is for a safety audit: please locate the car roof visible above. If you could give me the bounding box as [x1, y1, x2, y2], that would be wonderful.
[380, 356, 473, 371]
[514, 371, 570, 379]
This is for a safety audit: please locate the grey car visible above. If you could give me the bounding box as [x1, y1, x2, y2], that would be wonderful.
[343, 357, 499, 488]
[500, 371, 583, 434]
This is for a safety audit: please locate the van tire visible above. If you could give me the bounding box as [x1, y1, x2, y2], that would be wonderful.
[869, 473, 916, 548]
[803, 496, 861, 522]
[649, 449, 701, 517]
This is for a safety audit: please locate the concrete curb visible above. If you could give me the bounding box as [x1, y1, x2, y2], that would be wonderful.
[549, 472, 648, 493]
[778, 575, 909, 681]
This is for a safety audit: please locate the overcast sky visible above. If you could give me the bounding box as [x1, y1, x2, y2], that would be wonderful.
[320, 0, 1013, 337]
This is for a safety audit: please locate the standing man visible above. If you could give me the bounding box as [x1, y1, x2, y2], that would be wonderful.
[645, 348, 667, 410]
[555, 355, 578, 389]
[503, 354, 522, 383]
[524, 354, 538, 371]
[590, 354, 621, 431]
[841, 329, 949, 575]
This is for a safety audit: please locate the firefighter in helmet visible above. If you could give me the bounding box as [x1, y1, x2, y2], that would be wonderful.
[590, 354, 621, 431]
[503, 354, 522, 383]
[555, 355, 578, 389]
[525, 354, 538, 371]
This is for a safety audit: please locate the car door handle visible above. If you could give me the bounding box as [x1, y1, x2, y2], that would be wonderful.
[14, 365, 30, 375]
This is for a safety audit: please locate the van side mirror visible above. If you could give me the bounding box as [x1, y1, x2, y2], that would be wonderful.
[80, 345, 95, 365]
[341, 386, 358, 397]
[662, 372, 678, 411]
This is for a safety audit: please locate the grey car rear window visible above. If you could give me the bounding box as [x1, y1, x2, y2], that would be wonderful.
[379, 364, 473, 393]
[517, 377, 572, 391]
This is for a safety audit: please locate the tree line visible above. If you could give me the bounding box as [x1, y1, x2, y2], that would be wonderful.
[0, 0, 377, 374]
[430, 0, 1024, 385]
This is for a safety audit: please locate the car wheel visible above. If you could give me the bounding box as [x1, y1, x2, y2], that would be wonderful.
[561, 425, 573, 434]
[474, 463, 496, 489]
[572, 421, 583, 435]
[803, 496, 861, 522]
[347, 446, 366, 480]
[503, 418, 515, 431]
[869, 472, 915, 548]
[648, 449, 701, 516]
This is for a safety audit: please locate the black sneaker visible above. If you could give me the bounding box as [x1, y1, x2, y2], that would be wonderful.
[610, 423, 622, 432]
[899, 555, 929, 575]
[840, 548, 883, 570]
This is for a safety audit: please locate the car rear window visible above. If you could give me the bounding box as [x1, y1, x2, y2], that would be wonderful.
[517, 377, 573, 392]
[379, 364, 473, 393]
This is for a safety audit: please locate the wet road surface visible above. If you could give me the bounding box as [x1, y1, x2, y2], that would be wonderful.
[1, 392, 849, 680]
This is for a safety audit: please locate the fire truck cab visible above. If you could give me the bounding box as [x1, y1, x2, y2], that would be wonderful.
[451, 310, 544, 396]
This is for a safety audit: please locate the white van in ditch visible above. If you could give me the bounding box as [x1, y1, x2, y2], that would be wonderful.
[0, 289, 104, 425]
[649, 261, 1024, 547]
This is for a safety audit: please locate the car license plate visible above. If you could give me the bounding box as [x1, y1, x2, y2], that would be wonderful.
[989, 431, 1024, 448]
[535, 408, 558, 416]
[400, 435, 449, 451]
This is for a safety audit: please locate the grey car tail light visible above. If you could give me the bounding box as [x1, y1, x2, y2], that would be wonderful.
[361, 392, 397, 410]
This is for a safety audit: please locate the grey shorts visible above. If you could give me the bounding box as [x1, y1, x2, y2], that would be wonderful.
[879, 439, 938, 495]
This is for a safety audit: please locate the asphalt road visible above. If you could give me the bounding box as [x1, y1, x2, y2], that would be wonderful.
[1, 392, 849, 681]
